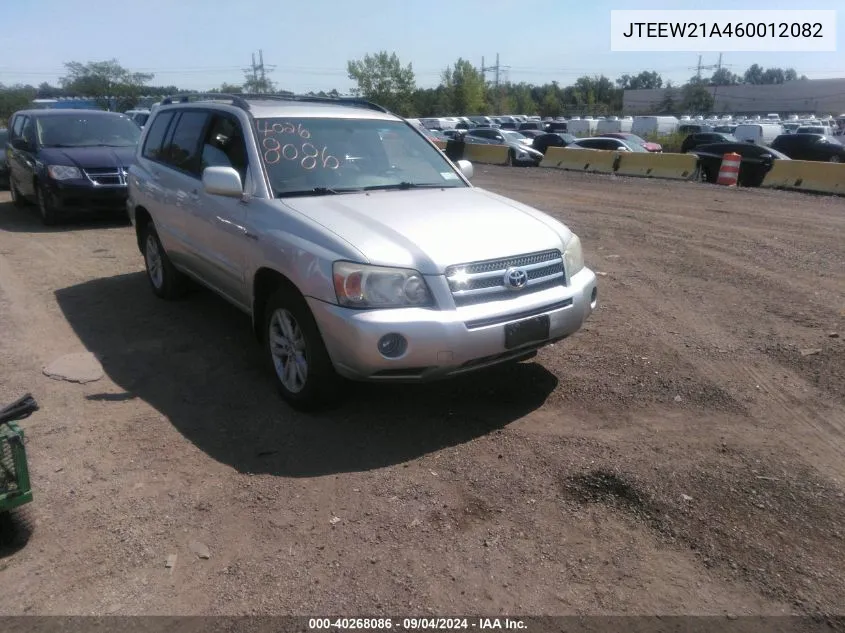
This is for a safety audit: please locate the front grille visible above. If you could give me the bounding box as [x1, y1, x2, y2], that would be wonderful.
[83, 167, 127, 187]
[445, 249, 565, 306]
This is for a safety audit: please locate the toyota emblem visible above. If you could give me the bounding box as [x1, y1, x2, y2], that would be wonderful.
[504, 267, 528, 290]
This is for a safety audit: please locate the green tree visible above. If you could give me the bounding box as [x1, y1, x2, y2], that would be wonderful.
[539, 91, 561, 118]
[510, 82, 537, 115]
[347, 51, 416, 115]
[441, 58, 487, 115]
[658, 87, 678, 114]
[682, 83, 714, 113]
[709, 68, 739, 86]
[616, 70, 663, 90]
[743, 63, 765, 85]
[59, 59, 153, 110]
[242, 72, 276, 94]
[0, 84, 37, 121]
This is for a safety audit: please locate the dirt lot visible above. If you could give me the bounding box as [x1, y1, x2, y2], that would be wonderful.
[0, 167, 843, 617]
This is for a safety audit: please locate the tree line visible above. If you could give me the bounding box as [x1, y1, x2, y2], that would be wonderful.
[0, 56, 810, 122]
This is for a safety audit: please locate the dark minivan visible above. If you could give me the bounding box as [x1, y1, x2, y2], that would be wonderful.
[5, 109, 141, 224]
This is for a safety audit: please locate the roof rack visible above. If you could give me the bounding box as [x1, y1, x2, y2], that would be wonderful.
[159, 92, 390, 114]
[160, 93, 250, 109]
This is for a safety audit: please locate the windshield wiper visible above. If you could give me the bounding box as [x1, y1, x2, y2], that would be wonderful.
[277, 186, 363, 198]
[361, 182, 447, 191]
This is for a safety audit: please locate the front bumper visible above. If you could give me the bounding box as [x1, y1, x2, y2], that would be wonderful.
[308, 267, 598, 381]
[43, 181, 128, 213]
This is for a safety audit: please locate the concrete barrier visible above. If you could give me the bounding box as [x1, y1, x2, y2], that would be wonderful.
[760, 159, 845, 196]
[463, 143, 510, 165]
[539, 147, 618, 174]
[615, 152, 698, 180]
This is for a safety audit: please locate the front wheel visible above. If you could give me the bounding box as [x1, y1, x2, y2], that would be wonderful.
[9, 180, 26, 207]
[141, 223, 189, 299]
[263, 289, 340, 410]
[35, 184, 59, 226]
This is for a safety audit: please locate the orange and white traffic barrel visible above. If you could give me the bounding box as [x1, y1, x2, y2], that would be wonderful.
[716, 152, 741, 186]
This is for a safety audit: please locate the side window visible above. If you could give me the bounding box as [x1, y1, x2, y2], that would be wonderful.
[142, 112, 174, 161]
[21, 117, 35, 145]
[160, 111, 210, 177]
[200, 114, 249, 184]
[11, 115, 24, 139]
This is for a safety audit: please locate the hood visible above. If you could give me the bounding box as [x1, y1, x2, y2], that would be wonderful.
[37, 146, 136, 170]
[281, 187, 571, 274]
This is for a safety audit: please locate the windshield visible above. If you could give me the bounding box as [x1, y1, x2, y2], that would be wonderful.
[254, 117, 467, 197]
[35, 114, 141, 148]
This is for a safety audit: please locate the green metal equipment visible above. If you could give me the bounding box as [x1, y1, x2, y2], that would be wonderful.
[0, 393, 37, 514]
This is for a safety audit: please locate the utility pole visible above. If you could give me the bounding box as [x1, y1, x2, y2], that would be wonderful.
[481, 53, 508, 112]
[696, 54, 702, 80]
[251, 53, 258, 83]
[259, 49, 266, 85]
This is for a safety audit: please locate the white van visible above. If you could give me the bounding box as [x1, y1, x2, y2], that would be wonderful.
[733, 123, 784, 145]
[631, 116, 679, 137]
[596, 118, 633, 134]
[567, 119, 598, 137]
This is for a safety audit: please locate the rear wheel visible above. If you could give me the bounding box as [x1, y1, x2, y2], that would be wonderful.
[141, 223, 189, 299]
[263, 288, 340, 410]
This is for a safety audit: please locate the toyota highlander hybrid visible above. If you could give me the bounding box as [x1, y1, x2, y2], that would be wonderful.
[127, 93, 597, 409]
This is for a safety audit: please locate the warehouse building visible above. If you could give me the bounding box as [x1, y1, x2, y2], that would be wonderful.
[623, 78, 845, 116]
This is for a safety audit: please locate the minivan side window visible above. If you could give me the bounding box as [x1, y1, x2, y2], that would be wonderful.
[142, 112, 174, 161]
[160, 111, 210, 177]
[11, 115, 25, 139]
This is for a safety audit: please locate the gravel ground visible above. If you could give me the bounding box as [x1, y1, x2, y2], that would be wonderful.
[0, 167, 843, 617]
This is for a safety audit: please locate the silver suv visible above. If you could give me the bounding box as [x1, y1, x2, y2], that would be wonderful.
[127, 94, 597, 409]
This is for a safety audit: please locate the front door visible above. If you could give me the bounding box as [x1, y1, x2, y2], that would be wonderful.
[193, 112, 254, 309]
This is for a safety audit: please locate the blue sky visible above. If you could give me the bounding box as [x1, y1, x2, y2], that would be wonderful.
[0, 0, 842, 92]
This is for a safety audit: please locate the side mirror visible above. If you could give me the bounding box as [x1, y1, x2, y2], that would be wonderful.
[456, 159, 473, 181]
[202, 166, 243, 198]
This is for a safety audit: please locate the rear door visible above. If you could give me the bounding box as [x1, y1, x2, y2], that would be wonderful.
[153, 109, 212, 278]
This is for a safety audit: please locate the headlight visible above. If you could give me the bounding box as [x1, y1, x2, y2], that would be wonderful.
[47, 165, 82, 180]
[333, 262, 434, 309]
[564, 235, 584, 276]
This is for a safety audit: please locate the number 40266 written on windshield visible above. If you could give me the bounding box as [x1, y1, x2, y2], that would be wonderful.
[256, 120, 340, 170]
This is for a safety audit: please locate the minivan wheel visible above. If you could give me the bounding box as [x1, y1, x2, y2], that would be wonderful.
[10, 181, 26, 207]
[35, 185, 58, 225]
[141, 223, 189, 299]
[263, 289, 339, 410]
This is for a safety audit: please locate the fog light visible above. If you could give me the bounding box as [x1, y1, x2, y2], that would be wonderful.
[377, 333, 407, 358]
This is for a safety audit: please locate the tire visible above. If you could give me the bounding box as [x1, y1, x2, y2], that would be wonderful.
[263, 288, 340, 410]
[141, 222, 189, 299]
[34, 183, 58, 225]
[10, 179, 27, 208]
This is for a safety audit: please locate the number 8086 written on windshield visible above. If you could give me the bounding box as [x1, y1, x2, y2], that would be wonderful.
[256, 120, 340, 170]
